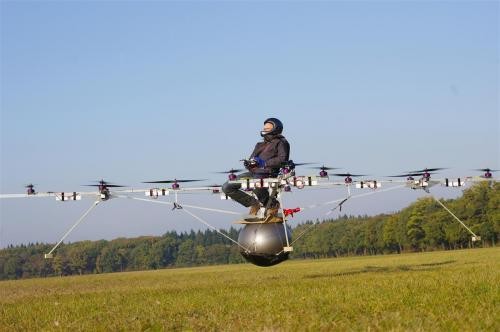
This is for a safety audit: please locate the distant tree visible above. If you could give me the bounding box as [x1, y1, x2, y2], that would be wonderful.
[147, 237, 173, 269]
[96, 247, 121, 273]
[406, 200, 427, 250]
[382, 215, 401, 252]
[422, 210, 447, 250]
[52, 254, 70, 276]
[194, 245, 207, 265]
[67, 246, 88, 275]
[205, 244, 229, 265]
[176, 239, 195, 266]
[3, 256, 23, 279]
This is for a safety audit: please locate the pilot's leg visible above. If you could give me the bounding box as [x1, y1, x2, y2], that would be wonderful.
[263, 189, 281, 222]
[222, 173, 259, 208]
[253, 188, 270, 207]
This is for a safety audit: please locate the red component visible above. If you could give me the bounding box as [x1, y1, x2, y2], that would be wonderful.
[283, 207, 301, 217]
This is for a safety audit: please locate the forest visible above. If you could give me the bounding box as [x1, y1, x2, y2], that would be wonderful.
[1, 181, 498, 280]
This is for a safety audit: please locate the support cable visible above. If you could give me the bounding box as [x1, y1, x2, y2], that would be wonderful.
[288, 185, 406, 247]
[117, 195, 240, 215]
[180, 207, 250, 252]
[45, 200, 100, 258]
[276, 191, 291, 248]
[430, 195, 480, 240]
[117, 195, 249, 251]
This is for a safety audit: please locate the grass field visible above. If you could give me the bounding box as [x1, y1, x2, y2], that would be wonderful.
[1, 247, 499, 331]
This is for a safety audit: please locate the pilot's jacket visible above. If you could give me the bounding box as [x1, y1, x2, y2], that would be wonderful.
[250, 134, 290, 176]
[221, 133, 290, 208]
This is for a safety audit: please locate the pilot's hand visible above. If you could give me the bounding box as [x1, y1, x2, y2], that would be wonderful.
[243, 158, 261, 169]
[243, 159, 255, 169]
[254, 157, 266, 168]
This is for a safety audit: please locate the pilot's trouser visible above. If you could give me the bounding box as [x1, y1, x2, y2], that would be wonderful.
[222, 172, 270, 208]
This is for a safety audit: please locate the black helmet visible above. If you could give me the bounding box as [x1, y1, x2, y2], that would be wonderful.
[263, 117, 283, 135]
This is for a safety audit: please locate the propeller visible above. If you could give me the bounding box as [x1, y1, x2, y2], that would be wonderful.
[388, 167, 445, 178]
[84, 184, 127, 188]
[215, 169, 243, 174]
[25, 183, 36, 194]
[292, 162, 317, 167]
[142, 179, 207, 184]
[331, 173, 367, 177]
[407, 168, 447, 173]
[474, 168, 499, 172]
[310, 165, 341, 171]
[278, 161, 316, 169]
[387, 172, 437, 178]
[83, 179, 126, 187]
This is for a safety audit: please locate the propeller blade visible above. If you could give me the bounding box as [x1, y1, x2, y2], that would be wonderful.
[293, 162, 317, 166]
[83, 184, 126, 187]
[474, 168, 499, 172]
[142, 180, 175, 184]
[176, 179, 207, 183]
[387, 174, 412, 178]
[142, 179, 207, 184]
[90, 179, 121, 185]
[310, 166, 341, 171]
[82, 181, 128, 188]
[408, 168, 446, 173]
[331, 173, 367, 177]
[215, 169, 243, 174]
[388, 172, 437, 178]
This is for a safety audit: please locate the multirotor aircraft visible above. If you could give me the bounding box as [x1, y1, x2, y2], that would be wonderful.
[0, 163, 497, 266]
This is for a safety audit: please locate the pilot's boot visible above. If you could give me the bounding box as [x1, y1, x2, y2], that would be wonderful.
[248, 203, 261, 216]
[265, 205, 283, 223]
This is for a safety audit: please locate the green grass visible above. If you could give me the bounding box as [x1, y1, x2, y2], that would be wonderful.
[1, 248, 499, 331]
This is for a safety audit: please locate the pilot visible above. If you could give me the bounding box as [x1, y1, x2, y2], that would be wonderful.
[222, 117, 290, 221]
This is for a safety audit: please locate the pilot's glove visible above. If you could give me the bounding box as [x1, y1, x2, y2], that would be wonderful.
[254, 156, 266, 168]
[243, 159, 256, 169]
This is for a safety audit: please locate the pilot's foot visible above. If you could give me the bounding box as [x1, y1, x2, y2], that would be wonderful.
[264, 216, 283, 223]
[264, 207, 283, 223]
[248, 203, 261, 216]
[264, 215, 283, 223]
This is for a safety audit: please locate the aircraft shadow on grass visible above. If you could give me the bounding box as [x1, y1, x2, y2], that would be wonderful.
[304, 260, 457, 279]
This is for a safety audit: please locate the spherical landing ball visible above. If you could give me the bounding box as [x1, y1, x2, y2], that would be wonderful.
[237, 223, 292, 267]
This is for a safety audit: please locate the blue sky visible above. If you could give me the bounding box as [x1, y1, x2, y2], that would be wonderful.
[1, 1, 498, 248]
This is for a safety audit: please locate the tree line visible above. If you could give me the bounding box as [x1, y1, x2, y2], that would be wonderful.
[1, 182, 498, 280]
